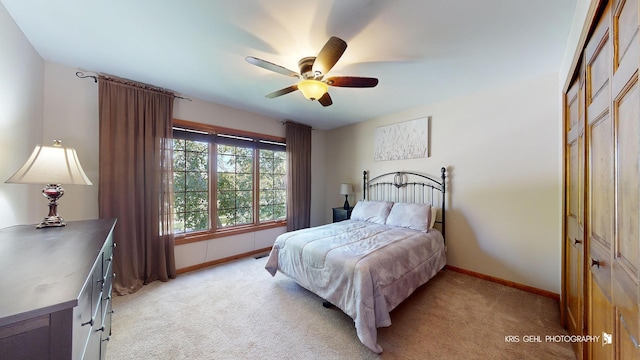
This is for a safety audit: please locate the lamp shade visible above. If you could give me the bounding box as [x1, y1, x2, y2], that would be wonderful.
[6, 141, 92, 185]
[298, 79, 328, 100]
[340, 183, 353, 195]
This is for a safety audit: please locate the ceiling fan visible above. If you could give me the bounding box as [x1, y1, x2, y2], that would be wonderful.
[245, 36, 379, 107]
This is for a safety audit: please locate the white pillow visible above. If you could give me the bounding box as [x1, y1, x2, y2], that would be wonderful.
[350, 200, 394, 224]
[386, 203, 431, 232]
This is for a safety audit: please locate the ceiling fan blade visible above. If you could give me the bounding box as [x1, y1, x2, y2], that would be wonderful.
[326, 76, 379, 88]
[312, 37, 347, 76]
[246, 56, 300, 78]
[317, 92, 333, 107]
[265, 85, 299, 98]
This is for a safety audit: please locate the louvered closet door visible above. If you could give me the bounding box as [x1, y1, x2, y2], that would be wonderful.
[585, 2, 615, 360]
[611, 0, 640, 356]
[565, 72, 586, 360]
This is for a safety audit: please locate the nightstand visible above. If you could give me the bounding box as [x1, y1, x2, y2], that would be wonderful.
[332, 207, 354, 222]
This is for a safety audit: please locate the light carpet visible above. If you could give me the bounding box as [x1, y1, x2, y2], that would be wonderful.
[106, 256, 575, 359]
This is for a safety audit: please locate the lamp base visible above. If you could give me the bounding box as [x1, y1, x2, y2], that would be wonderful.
[37, 215, 66, 229]
[37, 184, 66, 229]
[343, 195, 350, 210]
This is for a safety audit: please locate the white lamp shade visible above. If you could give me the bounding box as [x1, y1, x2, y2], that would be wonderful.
[298, 79, 328, 100]
[6, 143, 92, 185]
[340, 183, 353, 195]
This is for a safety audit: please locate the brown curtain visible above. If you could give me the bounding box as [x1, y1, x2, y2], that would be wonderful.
[285, 122, 312, 231]
[98, 76, 176, 295]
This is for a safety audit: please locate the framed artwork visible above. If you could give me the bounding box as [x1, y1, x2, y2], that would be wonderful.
[374, 116, 429, 161]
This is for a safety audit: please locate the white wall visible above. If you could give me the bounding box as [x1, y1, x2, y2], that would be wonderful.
[326, 73, 562, 294]
[0, 3, 45, 228]
[42, 62, 100, 222]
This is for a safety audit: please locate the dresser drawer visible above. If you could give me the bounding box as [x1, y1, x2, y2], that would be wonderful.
[103, 259, 113, 293]
[92, 259, 104, 321]
[99, 235, 115, 360]
[101, 296, 113, 344]
[73, 280, 92, 359]
[73, 259, 104, 360]
[103, 235, 114, 273]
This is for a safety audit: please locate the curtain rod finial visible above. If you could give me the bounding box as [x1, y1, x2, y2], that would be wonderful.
[76, 71, 97, 83]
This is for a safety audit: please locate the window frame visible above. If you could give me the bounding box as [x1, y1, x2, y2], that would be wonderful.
[172, 119, 287, 245]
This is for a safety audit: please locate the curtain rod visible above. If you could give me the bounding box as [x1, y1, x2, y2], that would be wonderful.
[282, 120, 316, 131]
[75, 71, 192, 101]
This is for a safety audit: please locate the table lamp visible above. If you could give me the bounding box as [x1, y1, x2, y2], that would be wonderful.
[5, 140, 92, 228]
[340, 183, 353, 210]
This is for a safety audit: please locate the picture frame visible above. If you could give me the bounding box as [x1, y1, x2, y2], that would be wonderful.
[374, 116, 429, 161]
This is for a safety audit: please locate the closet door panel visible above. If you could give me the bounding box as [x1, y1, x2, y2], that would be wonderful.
[613, 78, 640, 349]
[589, 280, 615, 359]
[585, 5, 615, 360]
[612, 0, 640, 353]
[586, 2, 614, 295]
[612, 0, 638, 98]
[588, 112, 614, 296]
[565, 77, 585, 351]
[618, 317, 639, 359]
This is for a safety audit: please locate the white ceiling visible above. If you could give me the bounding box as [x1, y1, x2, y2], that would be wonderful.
[2, 0, 576, 130]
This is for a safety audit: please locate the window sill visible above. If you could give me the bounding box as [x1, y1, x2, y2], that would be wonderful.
[174, 221, 287, 245]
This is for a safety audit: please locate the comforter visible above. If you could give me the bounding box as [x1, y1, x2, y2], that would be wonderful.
[265, 219, 446, 353]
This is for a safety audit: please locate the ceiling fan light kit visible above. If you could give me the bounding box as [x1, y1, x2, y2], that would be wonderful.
[298, 79, 328, 100]
[246, 36, 378, 107]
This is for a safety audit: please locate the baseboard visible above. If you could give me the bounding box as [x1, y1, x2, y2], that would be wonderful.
[445, 265, 560, 302]
[176, 247, 272, 274]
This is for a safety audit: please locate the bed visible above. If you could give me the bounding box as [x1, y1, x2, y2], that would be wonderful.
[265, 168, 447, 353]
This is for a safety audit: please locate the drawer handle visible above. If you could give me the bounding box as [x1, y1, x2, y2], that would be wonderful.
[591, 258, 601, 268]
[96, 326, 105, 332]
[103, 295, 111, 301]
[113, 242, 117, 248]
[112, 273, 117, 279]
[106, 255, 113, 262]
[574, 238, 582, 245]
[102, 336, 111, 342]
[81, 318, 94, 327]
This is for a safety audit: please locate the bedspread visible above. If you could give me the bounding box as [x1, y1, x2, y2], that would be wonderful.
[265, 220, 446, 353]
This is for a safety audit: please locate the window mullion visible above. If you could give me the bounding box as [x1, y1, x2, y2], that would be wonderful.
[210, 142, 217, 232]
[253, 147, 260, 226]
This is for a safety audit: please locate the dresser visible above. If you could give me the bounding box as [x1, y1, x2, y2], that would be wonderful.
[0, 219, 117, 360]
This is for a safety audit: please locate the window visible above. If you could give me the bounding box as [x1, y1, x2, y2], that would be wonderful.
[173, 138, 209, 233]
[216, 143, 254, 227]
[258, 149, 287, 221]
[172, 120, 286, 239]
